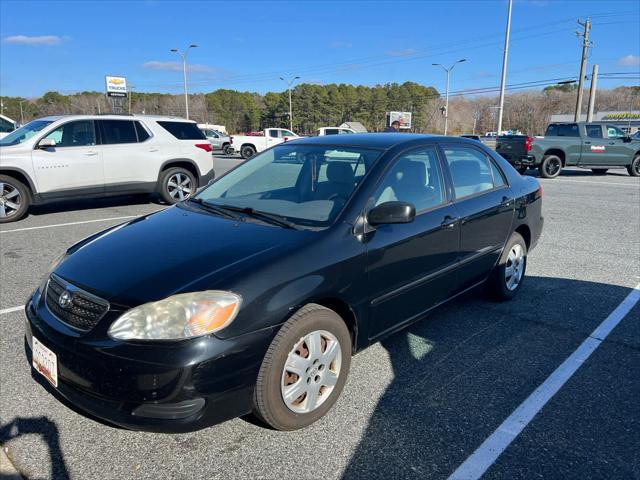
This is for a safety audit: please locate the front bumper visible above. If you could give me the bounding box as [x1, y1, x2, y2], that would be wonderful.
[199, 167, 216, 186]
[24, 289, 275, 433]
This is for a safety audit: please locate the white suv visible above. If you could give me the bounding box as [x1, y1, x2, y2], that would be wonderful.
[0, 114, 215, 222]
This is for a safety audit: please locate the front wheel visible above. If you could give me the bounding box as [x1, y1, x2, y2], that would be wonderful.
[240, 145, 256, 159]
[253, 304, 351, 431]
[0, 175, 30, 223]
[158, 167, 197, 204]
[488, 232, 527, 301]
[628, 155, 640, 177]
[539, 155, 562, 178]
[591, 168, 608, 175]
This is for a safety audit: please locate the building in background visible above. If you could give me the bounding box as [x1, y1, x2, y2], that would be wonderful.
[549, 111, 640, 134]
[0, 114, 17, 139]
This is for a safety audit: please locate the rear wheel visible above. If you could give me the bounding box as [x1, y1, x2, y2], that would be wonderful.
[222, 144, 232, 155]
[253, 304, 351, 431]
[591, 168, 608, 175]
[488, 232, 527, 301]
[0, 175, 30, 223]
[240, 145, 256, 159]
[628, 155, 640, 177]
[158, 167, 196, 204]
[539, 155, 562, 178]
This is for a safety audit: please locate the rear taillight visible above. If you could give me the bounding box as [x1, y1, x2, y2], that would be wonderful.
[195, 143, 212, 153]
[537, 182, 543, 198]
[525, 136, 534, 152]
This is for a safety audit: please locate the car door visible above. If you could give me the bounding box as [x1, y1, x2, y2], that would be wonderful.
[579, 124, 607, 166]
[366, 146, 461, 340]
[99, 119, 159, 192]
[440, 143, 514, 291]
[603, 125, 632, 165]
[31, 119, 104, 197]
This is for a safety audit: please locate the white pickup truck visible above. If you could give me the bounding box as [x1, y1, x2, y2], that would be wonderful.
[231, 128, 299, 159]
[317, 127, 357, 136]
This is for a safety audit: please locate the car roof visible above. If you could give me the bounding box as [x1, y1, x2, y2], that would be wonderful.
[37, 114, 195, 123]
[290, 133, 446, 149]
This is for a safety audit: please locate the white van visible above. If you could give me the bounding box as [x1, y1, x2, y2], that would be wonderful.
[0, 114, 215, 222]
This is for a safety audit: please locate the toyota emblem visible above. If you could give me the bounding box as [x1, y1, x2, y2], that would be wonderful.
[58, 290, 73, 308]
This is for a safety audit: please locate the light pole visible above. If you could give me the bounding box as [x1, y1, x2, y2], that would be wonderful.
[171, 44, 198, 119]
[280, 76, 300, 131]
[128, 85, 135, 114]
[19, 100, 25, 124]
[432, 59, 466, 135]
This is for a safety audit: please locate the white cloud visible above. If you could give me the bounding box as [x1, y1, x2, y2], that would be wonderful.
[618, 54, 640, 67]
[143, 61, 217, 73]
[387, 48, 418, 57]
[4, 35, 64, 46]
[331, 41, 352, 49]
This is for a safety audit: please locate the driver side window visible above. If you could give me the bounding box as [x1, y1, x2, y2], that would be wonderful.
[373, 147, 445, 212]
[43, 120, 96, 147]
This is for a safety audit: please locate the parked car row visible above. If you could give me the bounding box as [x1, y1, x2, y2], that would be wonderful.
[0, 114, 215, 222]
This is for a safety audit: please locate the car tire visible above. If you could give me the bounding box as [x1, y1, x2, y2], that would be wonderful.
[241, 145, 256, 159]
[0, 175, 30, 223]
[628, 155, 640, 177]
[253, 303, 352, 431]
[539, 155, 562, 178]
[488, 232, 527, 301]
[591, 168, 608, 175]
[222, 144, 232, 155]
[158, 167, 197, 204]
[516, 166, 528, 175]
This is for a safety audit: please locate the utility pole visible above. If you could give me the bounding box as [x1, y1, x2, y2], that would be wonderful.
[171, 44, 198, 119]
[432, 59, 466, 135]
[496, 0, 512, 136]
[19, 100, 25, 124]
[279, 76, 300, 131]
[128, 85, 135, 114]
[574, 18, 591, 121]
[586, 64, 598, 122]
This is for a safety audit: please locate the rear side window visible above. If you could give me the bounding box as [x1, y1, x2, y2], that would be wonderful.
[585, 125, 603, 138]
[157, 121, 206, 140]
[101, 120, 137, 144]
[443, 146, 502, 199]
[134, 121, 150, 142]
[557, 124, 579, 137]
[545, 125, 558, 136]
[324, 129, 339, 135]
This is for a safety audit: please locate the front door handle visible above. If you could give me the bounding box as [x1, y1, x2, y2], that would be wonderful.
[501, 196, 514, 207]
[441, 215, 459, 229]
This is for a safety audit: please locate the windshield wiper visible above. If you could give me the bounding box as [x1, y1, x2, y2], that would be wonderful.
[217, 204, 299, 230]
[188, 198, 239, 219]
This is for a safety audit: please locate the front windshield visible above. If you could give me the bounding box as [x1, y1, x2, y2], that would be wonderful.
[0, 120, 53, 146]
[195, 144, 382, 226]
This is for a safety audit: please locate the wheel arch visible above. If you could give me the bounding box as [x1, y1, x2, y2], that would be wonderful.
[0, 167, 36, 195]
[157, 159, 201, 187]
[514, 224, 532, 250]
[307, 297, 359, 354]
[543, 149, 566, 166]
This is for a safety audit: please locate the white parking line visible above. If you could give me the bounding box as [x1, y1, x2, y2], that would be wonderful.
[540, 178, 640, 187]
[449, 282, 640, 480]
[0, 215, 140, 234]
[0, 306, 23, 315]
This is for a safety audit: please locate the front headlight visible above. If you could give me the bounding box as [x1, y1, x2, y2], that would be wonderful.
[108, 291, 242, 341]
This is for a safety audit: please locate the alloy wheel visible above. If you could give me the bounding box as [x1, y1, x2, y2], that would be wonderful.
[505, 244, 525, 291]
[167, 173, 193, 201]
[545, 158, 561, 177]
[281, 330, 342, 414]
[0, 182, 22, 219]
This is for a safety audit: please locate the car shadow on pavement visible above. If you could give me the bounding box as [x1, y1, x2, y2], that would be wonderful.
[0, 416, 69, 480]
[525, 169, 631, 178]
[341, 276, 635, 480]
[27, 194, 162, 218]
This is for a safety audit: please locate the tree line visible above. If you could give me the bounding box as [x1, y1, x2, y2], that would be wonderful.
[1, 83, 638, 135]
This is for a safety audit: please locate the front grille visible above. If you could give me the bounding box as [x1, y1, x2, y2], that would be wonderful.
[45, 274, 109, 331]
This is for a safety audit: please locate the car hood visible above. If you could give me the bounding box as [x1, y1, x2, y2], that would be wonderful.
[54, 205, 311, 306]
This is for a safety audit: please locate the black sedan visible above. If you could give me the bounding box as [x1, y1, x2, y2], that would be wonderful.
[25, 134, 543, 432]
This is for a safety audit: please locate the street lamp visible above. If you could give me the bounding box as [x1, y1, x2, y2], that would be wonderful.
[432, 59, 466, 135]
[280, 76, 300, 131]
[171, 44, 198, 119]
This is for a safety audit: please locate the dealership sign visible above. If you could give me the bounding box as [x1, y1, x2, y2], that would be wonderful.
[388, 111, 412, 129]
[105, 76, 128, 97]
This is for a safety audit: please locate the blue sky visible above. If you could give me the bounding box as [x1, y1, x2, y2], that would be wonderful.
[1, 0, 638, 98]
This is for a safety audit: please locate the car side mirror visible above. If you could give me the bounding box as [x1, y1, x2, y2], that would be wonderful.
[367, 201, 416, 226]
[38, 138, 56, 149]
[623, 136, 632, 143]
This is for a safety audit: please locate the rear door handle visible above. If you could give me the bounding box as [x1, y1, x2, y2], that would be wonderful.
[441, 215, 459, 229]
[85, 151, 98, 156]
[148, 148, 159, 152]
[584, 141, 591, 145]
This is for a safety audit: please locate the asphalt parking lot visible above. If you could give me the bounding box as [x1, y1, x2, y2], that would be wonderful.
[1, 158, 639, 480]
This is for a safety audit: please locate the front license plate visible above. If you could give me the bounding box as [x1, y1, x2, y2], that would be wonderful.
[32, 336, 58, 388]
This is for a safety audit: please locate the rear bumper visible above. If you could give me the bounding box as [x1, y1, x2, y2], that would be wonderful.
[24, 290, 275, 433]
[499, 153, 537, 167]
[199, 167, 215, 186]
